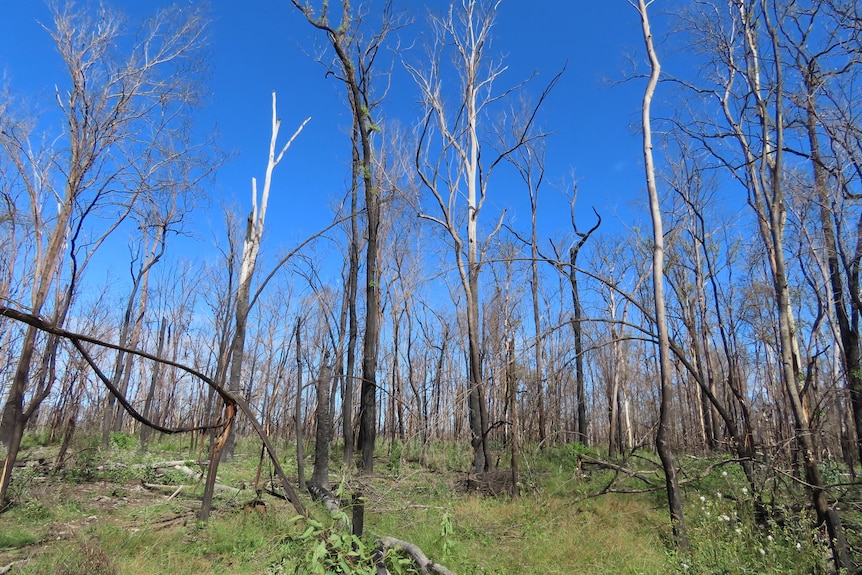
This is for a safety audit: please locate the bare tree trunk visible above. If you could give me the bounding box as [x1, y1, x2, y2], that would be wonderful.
[570, 206, 600, 445]
[288, 1, 391, 476]
[140, 317, 168, 449]
[221, 94, 308, 459]
[506, 335, 519, 496]
[310, 359, 332, 491]
[295, 318, 306, 489]
[635, 0, 689, 551]
[342, 175, 359, 462]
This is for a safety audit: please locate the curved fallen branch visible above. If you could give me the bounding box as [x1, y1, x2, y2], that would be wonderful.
[71, 338, 219, 435]
[0, 305, 306, 517]
[378, 537, 457, 575]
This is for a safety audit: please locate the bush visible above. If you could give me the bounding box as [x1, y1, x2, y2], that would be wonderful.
[108, 432, 136, 451]
[20, 430, 53, 450]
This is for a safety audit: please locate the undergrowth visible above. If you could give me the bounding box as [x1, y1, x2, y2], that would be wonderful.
[1, 431, 856, 574]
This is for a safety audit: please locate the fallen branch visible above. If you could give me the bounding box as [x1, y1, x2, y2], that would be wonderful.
[578, 453, 658, 487]
[171, 465, 242, 495]
[0, 560, 28, 575]
[0, 305, 306, 517]
[571, 455, 754, 503]
[378, 536, 457, 575]
[307, 482, 341, 514]
[142, 482, 184, 494]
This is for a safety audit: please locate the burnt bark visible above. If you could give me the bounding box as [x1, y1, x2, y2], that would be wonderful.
[310, 360, 333, 491]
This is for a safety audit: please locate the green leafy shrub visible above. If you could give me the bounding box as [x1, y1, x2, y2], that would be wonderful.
[108, 432, 136, 451]
[269, 517, 392, 575]
[20, 430, 52, 450]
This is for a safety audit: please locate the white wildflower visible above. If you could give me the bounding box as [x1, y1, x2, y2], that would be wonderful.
[716, 492, 723, 499]
[718, 514, 731, 522]
[758, 548, 766, 556]
[681, 563, 690, 571]
[741, 487, 748, 495]
[766, 535, 774, 542]
[722, 471, 728, 477]
[735, 527, 742, 535]
[796, 543, 802, 551]
[699, 495, 706, 503]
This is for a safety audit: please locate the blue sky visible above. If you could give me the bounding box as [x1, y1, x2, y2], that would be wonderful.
[0, 1, 668, 284]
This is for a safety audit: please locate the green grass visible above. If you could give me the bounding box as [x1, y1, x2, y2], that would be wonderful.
[2, 434, 854, 574]
[0, 525, 40, 548]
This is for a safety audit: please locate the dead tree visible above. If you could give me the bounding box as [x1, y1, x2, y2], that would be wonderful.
[289, 0, 397, 474]
[408, 0, 558, 473]
[0, 2, 210, 503]
[201, 93, 308, 519]
[632, 0, 689, 551]
[310, 358, 333, 492]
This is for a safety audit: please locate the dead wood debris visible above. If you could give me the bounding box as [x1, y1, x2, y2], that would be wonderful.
[378, 537, 457, 575]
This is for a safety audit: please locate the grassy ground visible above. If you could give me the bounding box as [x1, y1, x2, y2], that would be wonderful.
[0, 433, 854, 574]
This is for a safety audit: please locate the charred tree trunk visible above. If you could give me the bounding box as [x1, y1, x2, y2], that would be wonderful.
[140, 317, 168, 448]
[569, 207, 599, 445]
[310, 359, 332, 491]
[295, 318, 306, 489]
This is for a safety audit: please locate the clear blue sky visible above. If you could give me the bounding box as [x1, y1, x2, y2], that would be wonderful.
[0, 1, 669, 283]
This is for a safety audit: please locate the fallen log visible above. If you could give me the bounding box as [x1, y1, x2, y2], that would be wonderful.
[378, 536, 457, 575]
[306, 482, 342, 516]
[169, 464, 240, 494]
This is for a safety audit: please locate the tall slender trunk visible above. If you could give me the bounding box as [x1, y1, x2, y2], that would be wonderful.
[342, 121, 361, 464]
[140, 317, 168, 448]
[636, 0, 689, 551]
[569, 208, 599, 445]
[530, 190, 546, 445]
[507, 336, 519, 495]
[295, 318, 306, 489]
[803, 70, 862, 464]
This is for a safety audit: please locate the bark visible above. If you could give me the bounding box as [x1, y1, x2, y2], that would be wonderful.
[295, 318, 306, 489]
[342, 163, 360, 462]
[527, 163, 546, 445]
[635, 0, 689, 551]
[289, 0, 388, 475]
[310, 360, 333, 491]
[570, 207, 600, 445]
[140, 317, 168, 448]
[506, 336, 520, 496]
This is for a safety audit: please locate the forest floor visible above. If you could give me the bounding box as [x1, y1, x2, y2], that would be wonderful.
[0, 433, 857, 574]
